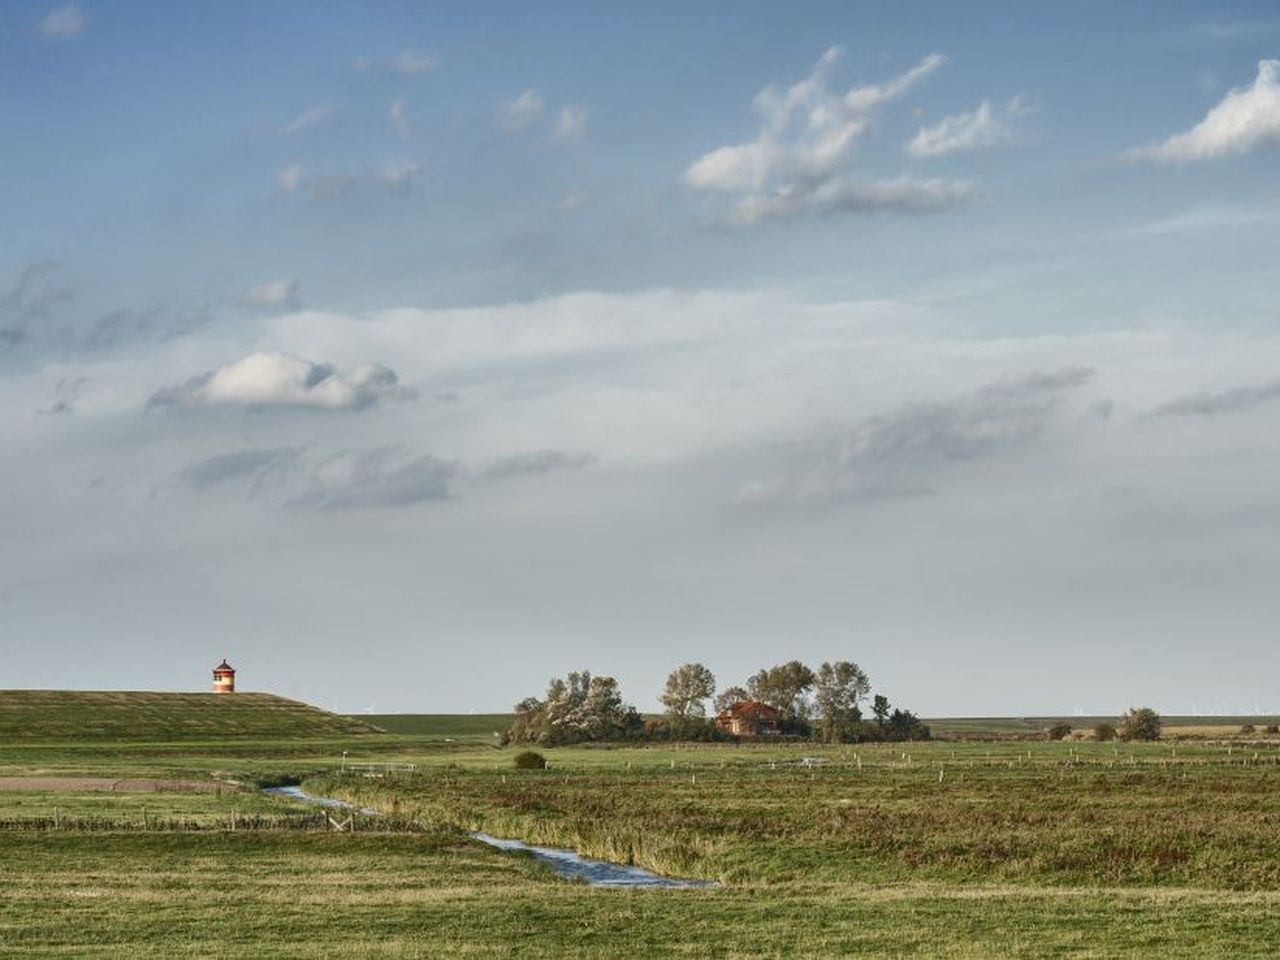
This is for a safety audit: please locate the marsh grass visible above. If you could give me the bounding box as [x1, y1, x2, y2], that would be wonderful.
[5, 832, 1280, 958]
[309, 740, 1280, 889]
[5, 709, 1280, 956]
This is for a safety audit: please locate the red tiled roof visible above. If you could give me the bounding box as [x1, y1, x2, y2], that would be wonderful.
[214, 660, 235, 673]
[717, 700, 779, 720]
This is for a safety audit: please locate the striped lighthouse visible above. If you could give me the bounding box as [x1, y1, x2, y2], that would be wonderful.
[212, 660, 236, 694]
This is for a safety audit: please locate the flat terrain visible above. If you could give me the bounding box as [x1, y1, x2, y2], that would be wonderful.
[4, 700, 1280, 956]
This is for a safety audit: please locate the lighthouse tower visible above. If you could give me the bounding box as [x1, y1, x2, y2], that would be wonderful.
[212, 660, 236, 694]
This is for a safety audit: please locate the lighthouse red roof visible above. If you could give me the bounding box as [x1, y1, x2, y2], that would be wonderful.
[214, 660, 235, 673]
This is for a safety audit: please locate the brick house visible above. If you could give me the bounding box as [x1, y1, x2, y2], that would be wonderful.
[714, 700, 781, 737]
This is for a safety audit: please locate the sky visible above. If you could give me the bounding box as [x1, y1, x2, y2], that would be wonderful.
[3, 1, 1280, 717]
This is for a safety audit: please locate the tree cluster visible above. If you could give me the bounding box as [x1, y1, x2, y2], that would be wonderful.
[507, 659, 930, 745]
[724, 658, 929, 742]
[506, 671, 641, 746]
[1118, 706, 1161, 742]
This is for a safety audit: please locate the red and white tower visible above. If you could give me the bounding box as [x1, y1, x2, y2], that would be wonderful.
[212, 660, 236, 694]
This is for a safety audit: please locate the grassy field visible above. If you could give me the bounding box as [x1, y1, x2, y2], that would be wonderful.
[6, 830, 1280, 958]
[350, 712, 1280, 740]
[4, 698, 1280, 956]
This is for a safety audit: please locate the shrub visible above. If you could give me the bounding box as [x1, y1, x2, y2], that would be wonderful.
[1240, 723, 1256, 735]
[1266, 724, 1279, 735]
[1118, 707, 1161, 742]
[1046, 722, 1072, 741]
[512, 750, 547, 770]
[1093, 722, 1117, 742]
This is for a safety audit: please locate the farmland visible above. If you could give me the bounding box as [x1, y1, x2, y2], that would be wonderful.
[3, 694, 1280, 957]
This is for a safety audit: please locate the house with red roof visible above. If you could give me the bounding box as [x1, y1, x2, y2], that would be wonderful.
[715, 700, 780, 737]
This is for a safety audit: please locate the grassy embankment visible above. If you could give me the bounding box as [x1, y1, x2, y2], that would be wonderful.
[5, 696, 1280, 957]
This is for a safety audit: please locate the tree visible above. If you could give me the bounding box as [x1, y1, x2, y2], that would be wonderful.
[813, 661, 871, 743]
[1119, 707, 1161, 742]
[1093, 722, 1116, 742]
[872, 694, 891, 727]
[507, 671, 640, 745]
[660, 663, 716, 720]
[1046, 721, 1072, 741]
[746, 660, 816, 720]
[713, 686, 749, 714]
[507, 696, 547, 744]
[885, 709, 931, 742]
[582, 675, 640, 740]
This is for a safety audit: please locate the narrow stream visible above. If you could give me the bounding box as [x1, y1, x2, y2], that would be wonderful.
[264, 784, 713, 889]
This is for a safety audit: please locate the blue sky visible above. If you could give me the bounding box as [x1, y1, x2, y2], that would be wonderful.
[3, 2, 1280, 716]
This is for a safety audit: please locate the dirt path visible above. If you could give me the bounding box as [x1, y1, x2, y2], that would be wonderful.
[0, 776, 233, 793]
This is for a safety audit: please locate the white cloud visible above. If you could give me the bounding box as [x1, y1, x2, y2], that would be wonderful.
[554, 104, 589, 141]
[1117, 203, 1280, 238]
[737, 367, 1097, 506]
[907, 96, 1029, 158]
[390, 51, 437, 75]
[1123, 60, 1280, 163]
[243, 279, 299, 309]
[684, 48, 974, 225]
[355, 51, 438, 75]
[284, 102, 340, 135]
[373, 159, 420, 193]
[559, 187, 588, 212]
[39, 3, 85, 38]
[390, 99, 411, 139]
[729, 176, 978, 225]
[482, 450, 595, 480]
[502, 89, 544, 131]
[302, 160, 421, 198]
[293, 448, 457, 508]
[277, 164, 305, 194]
[147, 351, 417, 412]
[1152, 378, 1280, 417]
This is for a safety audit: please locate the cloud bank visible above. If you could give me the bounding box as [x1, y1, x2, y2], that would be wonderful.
[739, 367, 1097, 505]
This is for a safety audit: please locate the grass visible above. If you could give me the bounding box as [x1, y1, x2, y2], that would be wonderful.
[4, 697, 1280, 956]
[5, 831, 1280, 958]
[0, 787, 294, 825]
[311, 739, 1280, 890]
[358, 713, 510, 740]
[0, 690, 380, 741]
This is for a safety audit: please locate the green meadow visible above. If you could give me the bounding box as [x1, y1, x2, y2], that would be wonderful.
[3, 694, 1280, 957]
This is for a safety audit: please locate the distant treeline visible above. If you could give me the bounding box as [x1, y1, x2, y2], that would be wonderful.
[505, 659, 930, 746]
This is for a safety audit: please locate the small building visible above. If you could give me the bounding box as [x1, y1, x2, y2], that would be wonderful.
[715, 700, 780, 737]
[212, 660, 236, 694]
